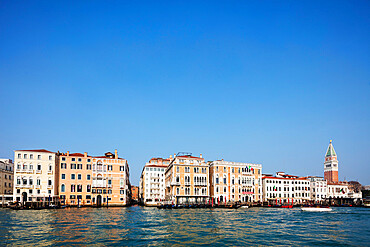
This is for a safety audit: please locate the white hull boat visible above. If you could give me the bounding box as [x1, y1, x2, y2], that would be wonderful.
[240, 206, 249, 209]
[301, 207, 332, 212]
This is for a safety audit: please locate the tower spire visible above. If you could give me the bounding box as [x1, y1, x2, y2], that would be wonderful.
[324, 140, 339, 182]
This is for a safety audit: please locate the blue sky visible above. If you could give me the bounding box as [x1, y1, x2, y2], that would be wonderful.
[0, 1, 369, 185]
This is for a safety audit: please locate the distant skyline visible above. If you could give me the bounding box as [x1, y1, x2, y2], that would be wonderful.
[0, 1, 369, 185]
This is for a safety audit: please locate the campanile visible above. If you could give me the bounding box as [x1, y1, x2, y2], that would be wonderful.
[324, 140, 339, 182]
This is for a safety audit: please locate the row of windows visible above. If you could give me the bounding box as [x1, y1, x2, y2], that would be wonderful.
[266, 186, 309, 192]
[267, 193, 310, 198]
[61, 174, 91, 180]
[16, 177, 52, 186]
[215, 166, 260, 174]
[176, 166, 207, 173]
[2, 174, 12, 179]
[265, 180, 309, 185]
[61, 157, 91, 162]
[61, 163, 125, 171]
[146, 167, 165, 172]
[175, 176, 207, 184]
[215, 176, 255, 185]
[17, 164, 53, 171]
[3, 182, 12, 187]
[18, 154, 53, 160]
[176, 187, 207, 195]
[16, 189, 52, 194]
[215, 186, 256, 194]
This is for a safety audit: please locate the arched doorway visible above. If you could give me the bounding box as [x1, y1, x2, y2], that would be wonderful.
[220, 196, 224, 203]
[97, 195, 102, 207]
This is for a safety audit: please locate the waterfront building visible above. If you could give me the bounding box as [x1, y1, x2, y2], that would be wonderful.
[58, 151, 93, 206]
[13, 149, 59, 204]
[91, 150, 130, 206]
[209, 160, 262, 204]
[0, 159, 14, 205]
[131, 185, 139, 202]
[262, 172, 311, 204]
[308, 176, 327, 202]
[324, 140, 339, 183]
[139, 157, 170, 206]
[327, 182, 348, 199]
[165, 153, 210, 205]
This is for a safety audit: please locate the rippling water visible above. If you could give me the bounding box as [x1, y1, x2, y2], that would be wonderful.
[1, 206, 369, 246]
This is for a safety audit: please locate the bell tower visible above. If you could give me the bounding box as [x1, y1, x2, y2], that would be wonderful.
[324, 140, 339, 182]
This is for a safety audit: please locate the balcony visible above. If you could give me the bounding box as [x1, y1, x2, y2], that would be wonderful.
[36, 170, 42, 174]
[171, 181, 180, 186]
[184, 182, 191, 186]
[194, 182, 207, 186]
[47, 185, 53, 189]
[48, 170, 53, 175]
[35, 185, 41, 189]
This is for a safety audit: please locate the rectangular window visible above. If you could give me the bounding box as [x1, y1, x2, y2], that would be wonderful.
[24, 154, 27, 159]
[71, 174, 75, 179]
[72, 158, 75, 161]
[71, 185, 75, 192]
[18, 154, 21, 159]
[86, 195, 91, 199]
[86, 164, 91, 170]
[77, 185, 82, 192]
[87, 185, 91, 192]
[38, 155, 41, 160]
[49, 155, 52, 161]
[77, 164, 82, 169]
[87, 159, 91, 162]
[108, 165, 112, 171]
[87, 174, 91, 180]
[62, 174, 65, 179]
[78, 158, 82, 162]
[120, 166, 124, 171]
[30, 154, 33, 159]
[78, 174, 82, 180]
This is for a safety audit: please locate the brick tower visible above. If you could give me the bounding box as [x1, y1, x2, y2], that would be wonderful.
[324, 140, 339, 182]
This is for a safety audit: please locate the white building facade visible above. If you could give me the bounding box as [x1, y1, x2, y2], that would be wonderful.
[13, 149, 59, 203]
[309, 176, 327, 202]
[139, 157, 170, 206]
[263, 172, 311, 204]
[327, 182, 348, 199]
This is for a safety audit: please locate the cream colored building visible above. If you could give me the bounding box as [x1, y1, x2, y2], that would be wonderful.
[0, 159, 14, 205]
[13, 149, 59, 203]
[139, 157, 170, 206]
[165, 153, 210, 205]
[91, 150, 131, 206]
[209, 160, 262, 204]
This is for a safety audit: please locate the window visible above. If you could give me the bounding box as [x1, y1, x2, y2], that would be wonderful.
[71, 174, 76, 179]
[78, 174, 82, 180]
[71, 185, 76, 192]
[61, 184, 65, 192]
[37, 190, 40, 194]
[86, 195, 91, 199]
[87, 159, 91, 162]
[87, 185, 91, 192]
[87, 174, 91, 180]
[49, 165, 52, 171]
[37, 178, 41, 185]
[37, 155, 41, 160]
[30, 154, 33, 159]
[185, 167, 190, 173]
[176, 166, 179, 172]
[120, 190, 125, 194]
[62, 157, 66, 161]
[49, 155, 52, 161]
[77, 185, 82, 192]
[78, 158, 82, 162]
[224, 167, 226, 172]
[18, 154, 21, 159]
[61, 163, 67, 169]
[24, 154, 27, 159]
[176, 188, 180, 194]
[216, 176, 219, 184]
[70, 195, 76, 199]
[72, 158, 75, 161]
[108, 165, 112, 171]
[87, 164, 91, 170]
[223, 176, 227, 184]
[70, 164, 76, 169]
[77, 164, 82, 169]
[48, 180, 52, 186]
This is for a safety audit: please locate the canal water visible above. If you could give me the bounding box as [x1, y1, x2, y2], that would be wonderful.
[0, 206, 369, 246]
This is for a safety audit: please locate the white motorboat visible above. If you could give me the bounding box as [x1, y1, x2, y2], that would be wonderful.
[301, 207, 332, 212]
[240, 205, 249, 209]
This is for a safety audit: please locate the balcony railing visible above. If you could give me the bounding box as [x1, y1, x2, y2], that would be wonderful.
[171, 181, 180, 186]
[48, 170, 53, 175]
[36, 170, 42, 174]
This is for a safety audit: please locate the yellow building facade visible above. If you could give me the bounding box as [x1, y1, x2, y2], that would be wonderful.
[165, 154, 210, 205]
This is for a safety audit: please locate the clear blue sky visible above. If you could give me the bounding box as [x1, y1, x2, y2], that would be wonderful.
[1, 1, 369, 186]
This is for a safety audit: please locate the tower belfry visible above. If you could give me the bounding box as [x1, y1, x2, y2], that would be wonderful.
[324, 140, 339, 182]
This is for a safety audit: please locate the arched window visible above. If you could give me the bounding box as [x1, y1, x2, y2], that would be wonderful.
[61, 184, 65, 192]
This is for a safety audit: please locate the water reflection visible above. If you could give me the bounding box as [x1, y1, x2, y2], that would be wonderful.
[0, 206, 369, 246]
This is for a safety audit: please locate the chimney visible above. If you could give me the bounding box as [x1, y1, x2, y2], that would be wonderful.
[200, 153, 202, 158]
[115, 149, 118, 159]
[174, 153, 176, 158]
[84, 152, 87, 157]
[170, 155, 172, 159]
[67, 151, 70, 156]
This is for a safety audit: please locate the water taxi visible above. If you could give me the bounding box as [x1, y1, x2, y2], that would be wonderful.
[301, 206, 332, 212]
